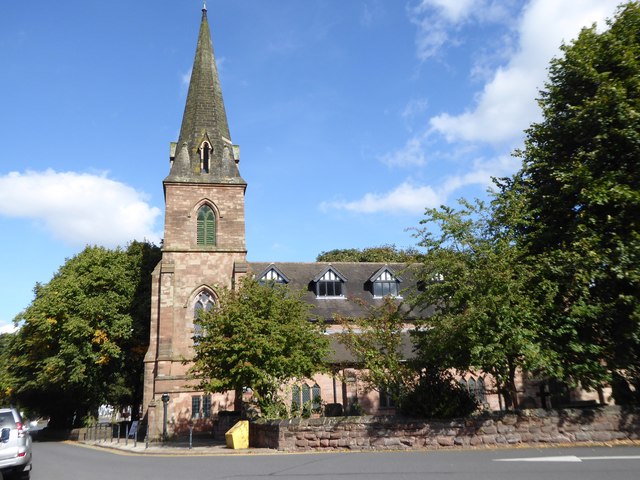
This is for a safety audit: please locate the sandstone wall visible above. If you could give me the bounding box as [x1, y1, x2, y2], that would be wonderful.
[250, 406, 640, 451]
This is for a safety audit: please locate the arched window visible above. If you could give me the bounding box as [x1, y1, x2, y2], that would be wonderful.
[459, 378, 468, 391]
[302, 383, 311, 405]
[200, 141, 211, 173]
[291, 385, 301, 413]
[197, 205, 216, 246]
[476, 377, 486, 403]
[468, 377, 476, 397]
[312, 383, 321, 412]
[194, 290, 215, 343]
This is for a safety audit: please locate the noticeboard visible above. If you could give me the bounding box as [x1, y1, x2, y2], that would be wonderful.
[128, 420, 139, 438]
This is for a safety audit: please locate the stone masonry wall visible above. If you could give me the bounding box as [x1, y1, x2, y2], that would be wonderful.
[250, 406, 640, 451]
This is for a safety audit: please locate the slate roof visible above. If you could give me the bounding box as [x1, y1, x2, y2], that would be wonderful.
[166, 6, 244, 185]
[248, 262, 432, 324]
[328, 331, 417, 365]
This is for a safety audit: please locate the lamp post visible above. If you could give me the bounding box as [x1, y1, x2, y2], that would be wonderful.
[161, 393, 170, 442]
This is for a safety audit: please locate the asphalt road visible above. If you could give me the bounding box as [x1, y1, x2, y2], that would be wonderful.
[29, 442, 640, 480]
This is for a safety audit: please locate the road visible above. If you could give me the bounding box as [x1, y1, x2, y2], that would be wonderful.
[29, 441, 640, 480]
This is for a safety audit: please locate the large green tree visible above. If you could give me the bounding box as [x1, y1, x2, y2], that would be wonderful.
[336, 297, 416, 408]
[8, 241, 160, 427]
[0, 333, 16, 405]
[317, 244, 423, 263]
[188, 277, 330, 416]
[412, 199, 548, 409]
[509, 2, 640, 393]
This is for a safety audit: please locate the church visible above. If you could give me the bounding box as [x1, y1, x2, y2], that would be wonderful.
[140, 5, 442, 439]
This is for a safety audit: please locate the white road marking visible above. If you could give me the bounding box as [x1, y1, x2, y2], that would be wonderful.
[580, 456, 640, 460]
[494, 455, 640, 463]
[494, 456, 582, 462]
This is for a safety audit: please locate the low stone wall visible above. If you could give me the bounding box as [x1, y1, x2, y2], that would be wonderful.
[249, 406, 640, 451]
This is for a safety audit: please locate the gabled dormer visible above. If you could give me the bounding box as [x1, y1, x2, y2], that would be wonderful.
[257, 264, 289, 285]
[369, 266, 402, 298]
[313, 266, 347, 298]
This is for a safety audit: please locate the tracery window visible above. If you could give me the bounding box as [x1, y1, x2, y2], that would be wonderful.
[291, 383, 322, 414]
[460, 376, 486, 403]
[194, 290, 215, 343]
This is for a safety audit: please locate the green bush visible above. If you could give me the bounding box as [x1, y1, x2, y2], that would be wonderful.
[400, 369, 477, 418]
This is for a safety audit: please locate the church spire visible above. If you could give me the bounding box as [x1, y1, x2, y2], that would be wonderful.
[166, 6, 243, 184]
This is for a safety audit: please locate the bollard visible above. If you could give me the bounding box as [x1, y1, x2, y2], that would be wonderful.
[125, 424, 129, 446]
[117, 424, 121, 444]
[189, 425, 193, 450]
[145, 433, 149, 450]
[134, 427, 138, 448]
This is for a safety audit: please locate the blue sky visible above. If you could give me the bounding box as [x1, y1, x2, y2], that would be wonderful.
[0, 0, 622, 331]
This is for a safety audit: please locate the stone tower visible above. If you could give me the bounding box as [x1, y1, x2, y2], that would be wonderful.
[143, 5, 247, 439]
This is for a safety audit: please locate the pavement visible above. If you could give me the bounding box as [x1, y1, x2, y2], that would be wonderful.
[72, 438, 279, 456]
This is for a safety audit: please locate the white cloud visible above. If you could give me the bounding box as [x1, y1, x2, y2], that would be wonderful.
[321, 182, 441, 215]
[0, 170, 162, 248]
[181, 68, 192, 87]
[428, 0, 621, 145]
[380, 134, 428, 167]
[361, 0, 385, 27]
[402, 98, 429, 121]
[414, 0, 475, 23]
[0, 322, 17, 334]
[410, 0, 517, 60]
[322, 154, 517, 215]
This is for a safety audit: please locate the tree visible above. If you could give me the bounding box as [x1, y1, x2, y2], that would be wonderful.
[188, 277, 330, 416]
[0, 333, 16, 406]
[317, 244, 423, 263]
[8, 242, 160, 427]
[412, 199, 548, 409]
[336, 297, 416, 409]
[510, 2, 640, 393]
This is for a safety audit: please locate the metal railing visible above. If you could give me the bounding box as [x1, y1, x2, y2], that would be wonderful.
[82, 422, 144, 448]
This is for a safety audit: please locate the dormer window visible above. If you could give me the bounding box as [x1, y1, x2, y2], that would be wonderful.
[199, 141, 212, 173]
[314, 267, 346, 298]
[258, 266, 289, 285]
[370, 267, 402, 298]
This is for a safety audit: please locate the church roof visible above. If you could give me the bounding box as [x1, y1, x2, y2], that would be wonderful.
[248, 262, 431, 323]
[165, 6, 245, 185]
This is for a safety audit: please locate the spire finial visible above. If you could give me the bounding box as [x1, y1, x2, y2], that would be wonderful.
[203, 2, 207, 12]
